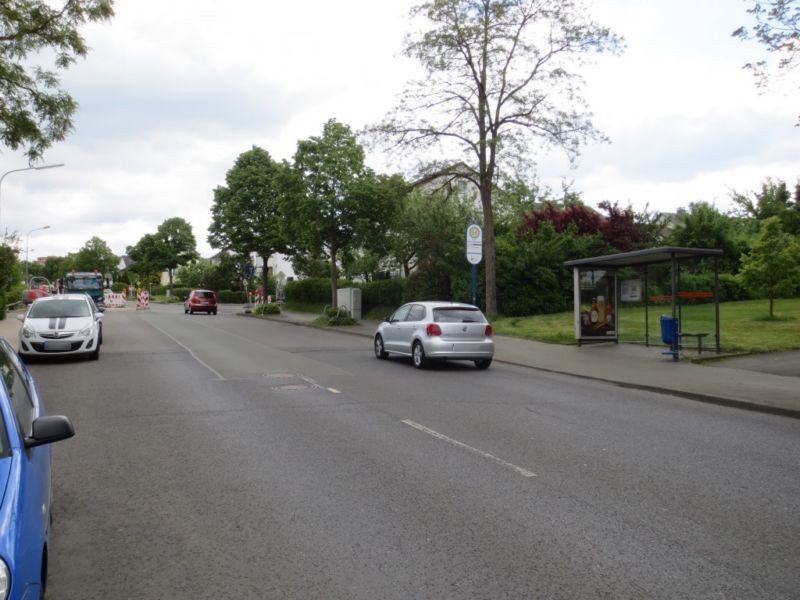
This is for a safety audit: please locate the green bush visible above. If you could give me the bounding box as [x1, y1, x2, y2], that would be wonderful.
[315, 306, 357, 326]
[285, 278, 330, 304]
[403, 269, 452, 302]
[168, 287, 192, 300]
[358, 279, 404, 311]
[285, 278, 354, 304]
[10, 282, 25, 302]
[254, 302, 281, 315]
[718, 273, 752, 302]
[217, 289, 247, 303]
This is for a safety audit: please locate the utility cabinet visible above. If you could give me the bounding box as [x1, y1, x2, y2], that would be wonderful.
[337, 288, 362, 320]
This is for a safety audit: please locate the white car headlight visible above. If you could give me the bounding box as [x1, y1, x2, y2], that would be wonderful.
[21, 324, 34, 338]
[0, 558, 9, 600]
[78, 325, 93, 338]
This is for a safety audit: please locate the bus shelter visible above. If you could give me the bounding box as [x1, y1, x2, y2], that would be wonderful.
[564, 247, 723, 359]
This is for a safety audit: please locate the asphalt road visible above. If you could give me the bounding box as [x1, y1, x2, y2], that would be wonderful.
[30, 304, 800, 599]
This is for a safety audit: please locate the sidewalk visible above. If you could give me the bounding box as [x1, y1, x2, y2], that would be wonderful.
[252, 309, 800, 419]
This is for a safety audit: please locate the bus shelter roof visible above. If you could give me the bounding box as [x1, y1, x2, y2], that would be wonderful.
[563, 246, 723, 270]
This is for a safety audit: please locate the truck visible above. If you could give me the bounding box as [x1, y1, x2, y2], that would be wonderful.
[64, 271, 105, 308]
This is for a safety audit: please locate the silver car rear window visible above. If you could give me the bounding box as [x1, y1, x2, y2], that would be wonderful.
[433, 307, 485, 323]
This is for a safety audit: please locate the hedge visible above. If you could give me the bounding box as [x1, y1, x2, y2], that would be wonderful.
[284, 278, 351, 304]
[218, 290, 247, 303]
[358, 279, 404, 311]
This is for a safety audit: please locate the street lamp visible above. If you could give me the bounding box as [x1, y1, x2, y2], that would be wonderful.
[25, 225, 51, 287]
[0, 163, 64, 230]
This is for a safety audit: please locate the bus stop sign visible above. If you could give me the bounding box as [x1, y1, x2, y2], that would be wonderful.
[465, 224, 483, 265]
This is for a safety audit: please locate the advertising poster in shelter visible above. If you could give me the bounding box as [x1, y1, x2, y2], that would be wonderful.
[575, 269, 617, 340]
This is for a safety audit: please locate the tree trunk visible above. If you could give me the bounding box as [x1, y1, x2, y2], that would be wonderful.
[480, 185, 497, 316]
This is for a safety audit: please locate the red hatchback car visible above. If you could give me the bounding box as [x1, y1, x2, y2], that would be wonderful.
[184, 289, 218, 315]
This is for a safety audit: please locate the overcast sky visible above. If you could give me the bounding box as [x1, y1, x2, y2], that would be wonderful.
[2, 0, 798, 266]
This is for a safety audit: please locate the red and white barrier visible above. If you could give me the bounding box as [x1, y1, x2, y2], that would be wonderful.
[104, 292, 126, 308]
[136, 290, 150, 310]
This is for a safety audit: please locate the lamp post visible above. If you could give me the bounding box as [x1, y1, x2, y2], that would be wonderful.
[25, 225, 51, 287]
[0, 163, 64, 230]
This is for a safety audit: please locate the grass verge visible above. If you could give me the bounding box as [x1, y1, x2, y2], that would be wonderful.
[492, 297, 800, 354]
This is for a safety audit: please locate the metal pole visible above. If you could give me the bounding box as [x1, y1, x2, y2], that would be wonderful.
[24, 225, 51, 286]
[670, 253, 679, 361]
[714, 256, 721, 353]
[471, 264, 477, 306]
[644, 266, 649, 346]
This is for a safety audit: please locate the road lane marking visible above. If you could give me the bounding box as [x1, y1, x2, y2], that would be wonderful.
[401, 419, 536, 478]
[148, 323, 225, 380]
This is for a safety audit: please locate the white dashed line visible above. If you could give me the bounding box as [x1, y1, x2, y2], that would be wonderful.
[401, 419, 537, 478]
[148, 323, 225, 380]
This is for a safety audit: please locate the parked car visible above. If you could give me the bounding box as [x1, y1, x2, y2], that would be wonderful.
[17, 294, 104, 361]
[184, 290, 218, 315]
[0, 335, 75, 598]
[374, 301, 494, 369]
[20, 276, 52, 306]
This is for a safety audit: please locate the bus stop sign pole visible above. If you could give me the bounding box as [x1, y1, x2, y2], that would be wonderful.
[465, 224, 483, 306]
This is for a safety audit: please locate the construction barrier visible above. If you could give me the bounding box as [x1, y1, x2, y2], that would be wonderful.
[136, 290, 150, 310]
[104, 292, 126, 308]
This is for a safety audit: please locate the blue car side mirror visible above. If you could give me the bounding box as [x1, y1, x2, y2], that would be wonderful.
[24, 415, 75, 449]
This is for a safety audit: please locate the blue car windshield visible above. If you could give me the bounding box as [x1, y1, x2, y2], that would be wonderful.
[29, 300, 91, 319]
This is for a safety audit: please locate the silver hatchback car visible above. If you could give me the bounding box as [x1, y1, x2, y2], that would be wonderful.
[374, 301, 494, 369]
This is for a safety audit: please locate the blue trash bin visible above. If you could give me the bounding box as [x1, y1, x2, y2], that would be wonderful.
[660, 315, 679, 344]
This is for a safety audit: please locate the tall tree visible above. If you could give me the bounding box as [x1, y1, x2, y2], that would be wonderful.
[73, 236, 117, 274]
[739, 216, 800, 316]
[517, 200, 653, 253]
[668, 202, 743, 272]
[733, 0, 799, 123]
[387, 188, 479, 278]
[126, 233, 168, 288]
[0, 1, 114, 161]
[0, 237, 19, 318]
[289, 119, 396, 307]
[155, 217, 198, 291]
[370, 0, 621, 314]
[208, 146, 291, 299]
[731, 177, 800, 235]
